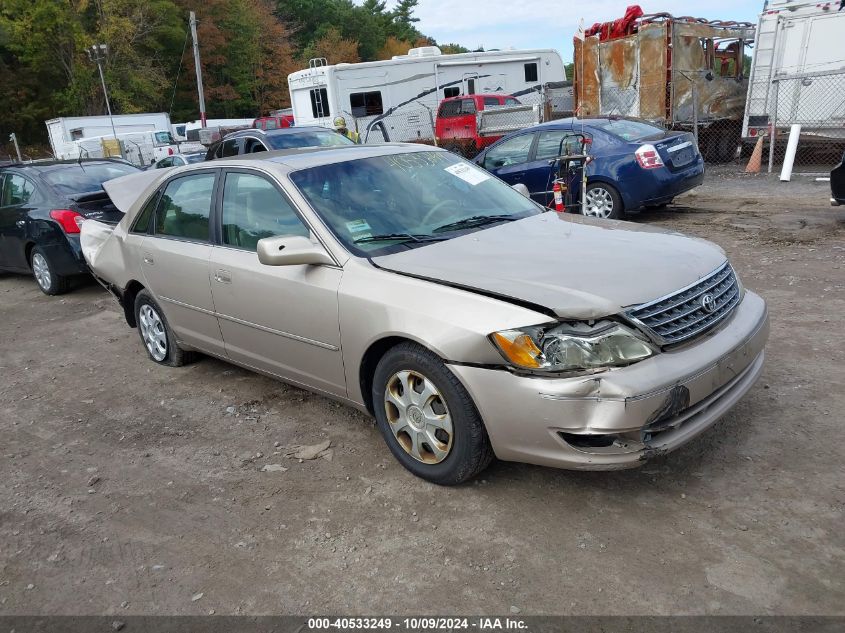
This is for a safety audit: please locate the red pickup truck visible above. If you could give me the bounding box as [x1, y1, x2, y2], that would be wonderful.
[435, 94, 521, 157]
[252, 114, 295, 130]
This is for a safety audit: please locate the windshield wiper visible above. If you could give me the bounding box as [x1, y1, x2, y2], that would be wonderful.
[432, 214, 519, 233]
[354, 233, 446, 245]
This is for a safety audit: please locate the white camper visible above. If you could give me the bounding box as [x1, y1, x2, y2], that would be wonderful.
[287, 47, 566, 142]
[743, 0, 845, 144]
[45, 113, 175, 160]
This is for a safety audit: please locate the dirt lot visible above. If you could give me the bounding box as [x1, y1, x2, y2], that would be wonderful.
[1, 169, 843, 617]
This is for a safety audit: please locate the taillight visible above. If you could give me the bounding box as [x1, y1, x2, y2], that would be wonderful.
[168, 148, 174, 155]
[634, 144, 664, 169]
[50, 209, 84, 234]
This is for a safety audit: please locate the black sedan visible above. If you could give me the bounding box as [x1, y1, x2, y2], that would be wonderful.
[832, 150, 844, 207]
[0, 159, 139, 294]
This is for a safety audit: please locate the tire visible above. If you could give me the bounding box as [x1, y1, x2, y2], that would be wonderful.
[30, 246, 71, 295]
[372, 342, 494, 485]
[583, 182, 624, 219]
[134, 289, 196, 367]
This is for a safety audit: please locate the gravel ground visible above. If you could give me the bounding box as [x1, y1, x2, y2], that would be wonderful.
[1, 171, 843, 616]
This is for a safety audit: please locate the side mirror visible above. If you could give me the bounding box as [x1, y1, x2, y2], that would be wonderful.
[511, 183, 530, 198]
[257, 235, 334, 267]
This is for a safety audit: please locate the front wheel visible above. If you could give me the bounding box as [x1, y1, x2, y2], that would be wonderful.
[372, 342, 493, 485]
[583, 182, 623, 219]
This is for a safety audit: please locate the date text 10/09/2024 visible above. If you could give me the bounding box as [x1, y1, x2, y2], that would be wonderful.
[307, 617, 529, 630]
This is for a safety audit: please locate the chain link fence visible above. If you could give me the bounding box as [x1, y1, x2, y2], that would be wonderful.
[750, 70, 845, 173]
[353, 85, 574, 159]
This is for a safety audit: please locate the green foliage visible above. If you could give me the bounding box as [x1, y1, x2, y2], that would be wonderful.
[0, 0, 460, 148]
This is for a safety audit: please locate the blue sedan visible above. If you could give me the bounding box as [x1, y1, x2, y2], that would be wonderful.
[473, 117, 705, 219]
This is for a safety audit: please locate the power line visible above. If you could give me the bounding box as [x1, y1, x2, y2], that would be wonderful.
[168, 27, 191, 117]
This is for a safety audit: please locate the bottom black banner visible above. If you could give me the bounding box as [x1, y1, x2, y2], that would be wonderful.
[0, 616, 841, 633]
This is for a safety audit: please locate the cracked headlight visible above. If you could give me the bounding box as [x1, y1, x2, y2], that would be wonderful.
[490, 320, 657, 373]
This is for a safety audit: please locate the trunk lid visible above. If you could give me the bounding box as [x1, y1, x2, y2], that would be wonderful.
[648, 132, 700, 172]
[69, 191, 124, 224]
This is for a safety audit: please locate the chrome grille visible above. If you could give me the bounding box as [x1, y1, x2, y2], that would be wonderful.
[627, 262, 741, 346]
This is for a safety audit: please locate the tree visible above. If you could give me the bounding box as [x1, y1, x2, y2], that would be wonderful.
[388, 0, 421, 42]
[302, 27, 360, 65]
[377, 36, 411, 60]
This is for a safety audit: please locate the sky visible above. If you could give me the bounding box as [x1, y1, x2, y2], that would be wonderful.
[399, 0, 765, 61]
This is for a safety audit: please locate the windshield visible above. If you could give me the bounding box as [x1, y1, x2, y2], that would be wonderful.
[590, 119, 664, 142]
[268, 130, 354, 150]
[42, 163, 140, 195]
[290, 151, 540, 256]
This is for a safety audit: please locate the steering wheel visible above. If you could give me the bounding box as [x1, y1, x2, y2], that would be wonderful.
[421, 199, 460, 225]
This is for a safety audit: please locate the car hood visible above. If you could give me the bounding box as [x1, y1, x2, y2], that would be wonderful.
[373, 213, 727, 319]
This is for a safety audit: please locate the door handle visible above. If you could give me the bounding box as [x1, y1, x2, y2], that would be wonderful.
[143, 253, 154, 265]
[214, 269, 232, 284]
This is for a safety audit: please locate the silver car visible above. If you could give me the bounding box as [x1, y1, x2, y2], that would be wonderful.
[81, 145, 769, 485]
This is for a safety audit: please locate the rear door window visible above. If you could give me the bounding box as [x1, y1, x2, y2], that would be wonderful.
[154, 173, 216, 242]
[0, 174, 36, 206]
[221, 139, 240, 157]
[535, 131, 582, 161]
[244, 138, 268, 154]
[484, 134, 535, 169]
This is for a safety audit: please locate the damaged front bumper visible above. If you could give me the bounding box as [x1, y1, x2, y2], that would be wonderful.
[448, 291, 769, 470]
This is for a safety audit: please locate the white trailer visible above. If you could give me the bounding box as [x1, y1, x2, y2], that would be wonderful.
[287, 46, 566, 142]
[45, 113, 175, 160]
[743, 0, 845, 143]
[172, 118, 254, 142]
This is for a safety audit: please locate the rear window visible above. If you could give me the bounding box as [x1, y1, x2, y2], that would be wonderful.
[41, 163, 140, 195]
[266, 130, 354, 150]
[590, 119, 664, 142]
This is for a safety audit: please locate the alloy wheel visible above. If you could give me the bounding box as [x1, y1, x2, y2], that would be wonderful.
[32, 252, 51, 291]
[384, 370, 453, 464]
[138, 304, 168, 361]
[584, 186, 615, 218]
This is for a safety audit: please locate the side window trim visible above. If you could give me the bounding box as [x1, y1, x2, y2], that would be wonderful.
[214, 167, 314, 252]
[2, 172, 37, 206]
[150, 169, 220, 244]
[130, 189, 162, 234]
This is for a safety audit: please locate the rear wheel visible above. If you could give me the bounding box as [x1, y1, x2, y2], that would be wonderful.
[372, 342, 493, 485]
[583, 182, 623, 219]
[31, 246, 71, 295]
[134, 289, 196, 367]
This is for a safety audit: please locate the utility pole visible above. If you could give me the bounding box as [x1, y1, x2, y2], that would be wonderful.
[9, 133, 22, 162]
[189, 11, 207, 128]
[87, 44, 121, 156]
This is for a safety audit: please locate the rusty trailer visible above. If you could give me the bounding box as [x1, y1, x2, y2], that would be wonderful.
[574, 13, 755, 162]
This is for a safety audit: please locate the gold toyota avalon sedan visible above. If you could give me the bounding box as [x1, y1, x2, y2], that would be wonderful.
[81, 144, 768, 485]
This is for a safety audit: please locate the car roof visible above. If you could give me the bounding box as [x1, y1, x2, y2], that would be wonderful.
[0, 158, 136, 172]
[224, 126, 334, 140]
[209, 143, 445, 171]
[533, 116, 659, 130]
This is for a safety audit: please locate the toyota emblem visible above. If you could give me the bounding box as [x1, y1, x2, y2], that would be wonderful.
[700, 293, 717, 313]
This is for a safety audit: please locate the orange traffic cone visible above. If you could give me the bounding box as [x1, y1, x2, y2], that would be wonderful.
[745, 135, 764, 173]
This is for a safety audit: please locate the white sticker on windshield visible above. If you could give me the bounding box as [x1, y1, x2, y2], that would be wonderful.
[444, 163, 490, 186]
[346, 219, 372, 233]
